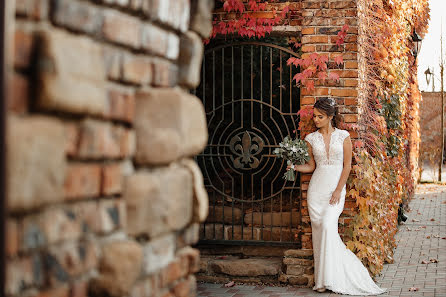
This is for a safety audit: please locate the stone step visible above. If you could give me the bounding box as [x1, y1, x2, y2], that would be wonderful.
[209, 258, 282, 276]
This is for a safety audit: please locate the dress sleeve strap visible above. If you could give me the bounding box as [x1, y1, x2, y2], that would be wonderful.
[340, 130, 351, 142]
[304, 133, 313, 146]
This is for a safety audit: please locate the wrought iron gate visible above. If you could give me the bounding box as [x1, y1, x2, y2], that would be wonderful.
[194, 42, 302, 247]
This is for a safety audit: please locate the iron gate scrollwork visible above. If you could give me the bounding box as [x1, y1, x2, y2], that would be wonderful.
[194, 42, 302, 247]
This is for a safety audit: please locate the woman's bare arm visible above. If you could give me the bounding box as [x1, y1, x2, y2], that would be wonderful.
[334, 136, 352, 193]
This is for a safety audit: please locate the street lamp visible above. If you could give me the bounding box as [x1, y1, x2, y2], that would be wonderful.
[411, 30, 422, 59]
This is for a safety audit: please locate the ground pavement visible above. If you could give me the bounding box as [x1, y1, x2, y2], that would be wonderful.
[197, 184, 446, 297]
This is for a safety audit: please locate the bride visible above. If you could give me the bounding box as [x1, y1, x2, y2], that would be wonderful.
[290, 98, 387, 295]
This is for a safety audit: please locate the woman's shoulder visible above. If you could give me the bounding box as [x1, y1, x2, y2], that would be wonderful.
[336, 128, 351, 139]
[304, 131, 317, 140]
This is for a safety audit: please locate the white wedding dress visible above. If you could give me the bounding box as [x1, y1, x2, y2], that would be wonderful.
[304, 128, 387, 295]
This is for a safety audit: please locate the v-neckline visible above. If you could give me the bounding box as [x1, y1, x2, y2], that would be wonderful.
[317, 128, 336, 161]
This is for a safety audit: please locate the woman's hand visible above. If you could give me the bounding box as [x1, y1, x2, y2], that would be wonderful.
[329, 189, 341, 205]
[287, 164, 297, 171]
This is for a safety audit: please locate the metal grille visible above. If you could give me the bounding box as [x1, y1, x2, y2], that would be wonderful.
[194, 42, 302, 247]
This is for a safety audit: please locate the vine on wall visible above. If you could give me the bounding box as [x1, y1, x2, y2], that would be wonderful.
[345, 0, 429, 275]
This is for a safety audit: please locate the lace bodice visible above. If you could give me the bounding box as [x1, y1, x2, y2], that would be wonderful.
[305, 128, 350, 166]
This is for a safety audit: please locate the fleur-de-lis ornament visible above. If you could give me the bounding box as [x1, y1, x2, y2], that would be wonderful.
[229, 131, 264, 169]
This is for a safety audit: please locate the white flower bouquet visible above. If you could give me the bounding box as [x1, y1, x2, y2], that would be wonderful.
[273, 136, 310, 181]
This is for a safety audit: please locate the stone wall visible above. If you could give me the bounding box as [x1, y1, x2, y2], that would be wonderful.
[6, 0, 213, 296]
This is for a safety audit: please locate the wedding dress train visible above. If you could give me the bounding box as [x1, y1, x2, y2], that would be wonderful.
[304, 128, 387, 295]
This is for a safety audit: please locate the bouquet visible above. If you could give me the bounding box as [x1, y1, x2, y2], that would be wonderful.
[273, 136, 310, 181]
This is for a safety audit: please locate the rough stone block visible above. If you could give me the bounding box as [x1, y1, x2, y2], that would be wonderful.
[190, 0, 214, 38]
[90, 240, 142, 297]
[142, 234, 175, 275]
[210, 258, 281, 276]
[178, 31, 203, 89]
[180, 159, 208, 223]
[7, 116, 66, 212]
[64, 163, 102, 200]
[36, 29, 107, 117]
[124, 164, 193, 237]
[45, 240, 98, 286]
[134, 88, 207, 165]
[5, 255, 44, 295]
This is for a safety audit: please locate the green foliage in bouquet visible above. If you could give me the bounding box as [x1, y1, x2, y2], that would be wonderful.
[273, 136, 310, 181]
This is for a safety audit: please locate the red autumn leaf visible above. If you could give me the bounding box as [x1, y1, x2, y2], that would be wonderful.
[328, 72, 340, 82]
[334, 55, 344, 65]
[224, 281, 235, 287]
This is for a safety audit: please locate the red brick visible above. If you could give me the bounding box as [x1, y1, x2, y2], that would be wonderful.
[77, 120, 121, 159]
[301, 96, 315, 105]
[302, 35, 328, 44]
[331, 88, 358, 97]
[301, 45, 315, 53]
[345, 43, 358, 51]
[101, 163, 123, 196]
[152, 59, 178, 87]
[344, 79, 358, 87]
[344, 61, 358, 69]
[302, 17, 330, 26]
[329, 0, 356, 9]
[64, 163, 101, 200]
[107, 89, 135, 123]
[348, 130, 359, 138]
[332, 70, 358, 78]
[14, 28, 34, 69]
[15, 0, 48, 20]
[65, 122, 80, 157]
[301, 27, 315, 35]
[344, 114, 358, 123]
[102, 11, 141, 48]
[8, 72, 29, 114]
[118, 128, 136, 158]
[6, 219, 19, 257]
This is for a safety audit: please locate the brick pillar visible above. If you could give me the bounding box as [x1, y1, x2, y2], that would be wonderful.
[300, 0, 359, 249]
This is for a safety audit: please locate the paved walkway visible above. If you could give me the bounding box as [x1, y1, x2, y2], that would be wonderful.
[197, 184, 446, 297]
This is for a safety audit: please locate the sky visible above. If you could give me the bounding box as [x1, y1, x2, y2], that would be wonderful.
[417, 0, 446, 92]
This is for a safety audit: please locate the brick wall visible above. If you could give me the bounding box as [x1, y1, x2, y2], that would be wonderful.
[6, 0, 213, 296]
